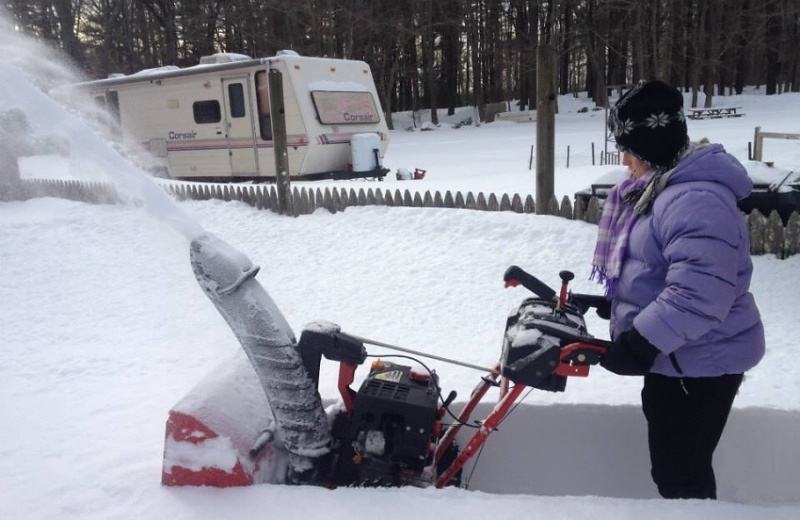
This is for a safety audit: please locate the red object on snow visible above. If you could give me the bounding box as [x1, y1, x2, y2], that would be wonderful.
[413, 168, 426, 180]
[161, 411, 253, 487]
[161, 353, 279, 487]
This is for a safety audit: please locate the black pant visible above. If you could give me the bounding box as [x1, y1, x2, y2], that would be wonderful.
[641, 373, 743, 499]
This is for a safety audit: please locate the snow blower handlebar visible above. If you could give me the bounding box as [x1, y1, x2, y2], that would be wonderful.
[501, 265, 611, 385]
[503, 265, 556, 300]
[435, 268, 614, 487]
[503, 265, 611, 319]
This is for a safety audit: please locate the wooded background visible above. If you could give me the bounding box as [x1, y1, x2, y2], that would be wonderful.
[5, 1, 800, 126]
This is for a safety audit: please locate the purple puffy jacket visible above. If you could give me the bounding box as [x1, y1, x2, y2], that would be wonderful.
[611, 143, 765, 377]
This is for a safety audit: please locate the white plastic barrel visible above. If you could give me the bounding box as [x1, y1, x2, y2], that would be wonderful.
[351, 133, 381, 172]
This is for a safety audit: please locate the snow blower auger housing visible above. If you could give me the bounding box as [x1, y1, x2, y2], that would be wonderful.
[162, 236, 611, 490]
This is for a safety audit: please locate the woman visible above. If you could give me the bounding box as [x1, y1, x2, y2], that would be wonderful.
[592, 80, 765, 499]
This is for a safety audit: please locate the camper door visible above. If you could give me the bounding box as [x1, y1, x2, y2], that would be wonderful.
[221, 77, 258, 175]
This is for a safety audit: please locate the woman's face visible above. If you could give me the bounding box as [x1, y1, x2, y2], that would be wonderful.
[622, 152, 649, 179]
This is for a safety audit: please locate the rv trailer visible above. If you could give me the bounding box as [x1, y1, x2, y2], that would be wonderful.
[71, 52, 390, 181]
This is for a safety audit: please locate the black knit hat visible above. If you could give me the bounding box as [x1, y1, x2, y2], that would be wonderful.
[608, 80, 689, 170]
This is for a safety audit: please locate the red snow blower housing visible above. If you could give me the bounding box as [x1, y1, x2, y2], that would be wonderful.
[162, 263, 611, 489]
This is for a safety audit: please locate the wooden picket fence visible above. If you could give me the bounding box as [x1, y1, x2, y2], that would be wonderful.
[19, 178, 800, 259]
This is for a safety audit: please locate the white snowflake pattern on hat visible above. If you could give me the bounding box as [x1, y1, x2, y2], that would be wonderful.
[614, 118, 635, 137]
[645, 112, 671, 128]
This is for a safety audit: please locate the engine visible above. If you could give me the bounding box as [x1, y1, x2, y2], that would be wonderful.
[329, 360, 441, 486]
[295, 324, 449, 487]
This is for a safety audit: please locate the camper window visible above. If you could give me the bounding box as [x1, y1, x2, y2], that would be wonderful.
[227, 83, 245, 118]
[193, 100, 221, 124]
[310, 91, 379, 125]
[255, 71, 272, 140]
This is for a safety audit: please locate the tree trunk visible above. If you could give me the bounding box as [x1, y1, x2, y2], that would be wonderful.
[560, 0, 571, 94]
[703, 0, 717, 107]
[765, 0, 781, 94]
[422, 0, 438, 124]
[52, 0, 82, 65]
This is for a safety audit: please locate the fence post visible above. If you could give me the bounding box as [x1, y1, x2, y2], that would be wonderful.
[784, 212, 800, 258]
[332, 188, 343, 212]
[573, 196, 585, 221]
[476, 192, 488, 210]
[444, 191, 454, 208]
[585, 196, 601, 224]
[465, 192, 476, 210]
[528, 145, 534, 170]
[747, 210, 766, 255]
[765, 210, 784, 257]
[548, 193, 560, 215]
[511, 193, 524, 213]
[753, 126, 762, 161]
[523, 195, 535, 213]
[500, 194, 511, 211]
[559, 195, 573, 219]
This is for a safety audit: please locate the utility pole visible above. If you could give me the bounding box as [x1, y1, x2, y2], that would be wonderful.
[535, 43, 557, 214]
[268, 68, 293, 216]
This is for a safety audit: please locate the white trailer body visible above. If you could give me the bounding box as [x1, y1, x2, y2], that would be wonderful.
[73, 53, 389, 181]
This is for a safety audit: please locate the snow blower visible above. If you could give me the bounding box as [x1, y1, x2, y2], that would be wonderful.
[161, 234, 611, 488]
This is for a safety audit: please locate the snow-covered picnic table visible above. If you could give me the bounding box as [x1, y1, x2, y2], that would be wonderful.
[687, 106, 744, 119]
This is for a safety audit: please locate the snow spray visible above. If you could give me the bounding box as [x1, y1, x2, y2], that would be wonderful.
[2, 13, 332, 474]
[0, 13, 203, 240]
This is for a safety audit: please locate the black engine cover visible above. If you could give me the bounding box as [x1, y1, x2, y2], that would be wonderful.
[330, 361, 440, 486]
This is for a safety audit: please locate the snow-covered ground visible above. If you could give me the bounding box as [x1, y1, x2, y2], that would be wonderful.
[3, 28, 800, 517]
[2, 196, 799, 519]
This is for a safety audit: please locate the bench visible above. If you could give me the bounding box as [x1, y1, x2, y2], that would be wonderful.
[687, 106, 744, 120]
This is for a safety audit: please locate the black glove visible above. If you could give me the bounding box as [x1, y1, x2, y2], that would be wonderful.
[601, 328, 660, 376]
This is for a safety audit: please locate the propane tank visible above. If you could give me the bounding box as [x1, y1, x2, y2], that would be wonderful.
[350, 132, 381, 172]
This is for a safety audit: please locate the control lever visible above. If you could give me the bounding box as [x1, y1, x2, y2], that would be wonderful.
[557, 270, 574, 308]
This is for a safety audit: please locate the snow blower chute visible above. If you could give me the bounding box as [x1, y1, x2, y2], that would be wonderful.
[162, 234, 611, 488]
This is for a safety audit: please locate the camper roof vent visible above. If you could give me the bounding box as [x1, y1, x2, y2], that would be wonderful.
[276, 49, 300, 57]
[198, 53, 252, 65]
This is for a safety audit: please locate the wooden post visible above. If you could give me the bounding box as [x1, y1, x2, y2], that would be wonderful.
[753, 126, 762, 161]
[268, 68, 293, 215]
[535, 43, 557, 215]
[784, 212, 800, 258]
[528, 145, 534, 170]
